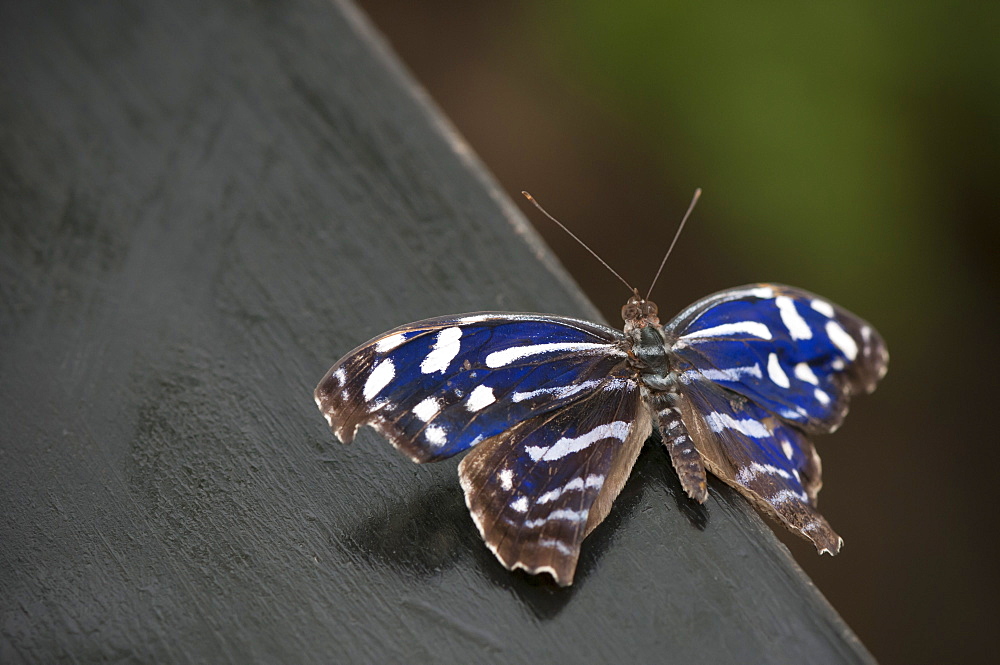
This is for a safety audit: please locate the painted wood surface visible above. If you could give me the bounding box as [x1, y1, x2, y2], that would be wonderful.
[0, 0, 873, 662]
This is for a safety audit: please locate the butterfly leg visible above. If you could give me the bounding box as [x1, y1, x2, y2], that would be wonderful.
[649, 390, 708, 503]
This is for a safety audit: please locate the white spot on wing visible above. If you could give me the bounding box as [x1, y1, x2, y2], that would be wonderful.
[781, 439, 795, 460]
[794, 362, 820, 385]
[363, 359, 395, 401]
[826, 320, 858, 360]
[510, 496, 529, 513]
[526, 421, 630, 462]
[814, 388, 831, 405]
[375, 333, 408, 353]
[776, 296, 813, 340]
[485, 342, 620, 368]
[413, 396, 442, 422]
[705, 411, 771, 439]
[725, 286, 775, 300]
[420, 326, 463, 374]
[425, 424, 447, 447]
[810, 299, 835, 317]
[498, 469, 514, 491]
[466, 385, 496, 411]
[681, 321, 772, 342]
[333, 368, 347, 385]
[767, 353, 791, 388]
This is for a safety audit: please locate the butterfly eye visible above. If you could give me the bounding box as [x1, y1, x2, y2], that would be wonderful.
[641, 301, 658, 318]
[621, 303, 641, 321]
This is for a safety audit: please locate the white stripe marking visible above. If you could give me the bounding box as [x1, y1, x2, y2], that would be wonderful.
[705, 412, 771, 439]
[776, 296, 813, 340]
[485, 342, 619, 368]
[413, 397, 442, 422]
[512, 379, 601, 403]
[537, 474, 606, 504]
[375, 332, 408, 353]
[420, 326, 463, 374]
[538, 538, 573, 555]
[682, 364, 762, 384]
[524, 509, 588, 528]
[794, 362, 820, 385]
[767, 353, 791, 388]
[681, 321, 772, 342]
[737, 462, 793, 484]
[363, 359, 395, 400]
[526, 421, 630, 462]
[826, 320, 858, 360]
[466, 385, 496, 411]
[770, 489, 809, 504]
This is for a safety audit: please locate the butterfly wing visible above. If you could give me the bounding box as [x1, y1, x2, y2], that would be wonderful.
[666, 283, 888, 552]
[459, 376, 650, 586]
[668, 284, 888, 433]
[314, 312, 630, 463]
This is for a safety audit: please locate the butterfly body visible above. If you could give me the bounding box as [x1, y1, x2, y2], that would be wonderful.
[315, 283, 887, 585]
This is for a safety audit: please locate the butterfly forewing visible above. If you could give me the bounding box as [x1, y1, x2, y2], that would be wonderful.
[315, 313, 629, 463]
[668, 284, 888, 434]
[459, 376, 650, 586]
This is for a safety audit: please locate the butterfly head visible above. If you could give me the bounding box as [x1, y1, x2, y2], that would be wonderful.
[622, 289, 660, 328]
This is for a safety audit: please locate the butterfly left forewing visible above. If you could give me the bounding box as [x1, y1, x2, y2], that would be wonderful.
[459, 376, 650, 586]
[315, 312, 628, 463]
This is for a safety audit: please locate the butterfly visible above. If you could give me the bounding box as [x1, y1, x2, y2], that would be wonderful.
[314, 195, 888, 586]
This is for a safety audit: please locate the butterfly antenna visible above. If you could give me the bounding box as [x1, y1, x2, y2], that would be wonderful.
[522, 191, 636, 294]
[645, 188, 702, 300]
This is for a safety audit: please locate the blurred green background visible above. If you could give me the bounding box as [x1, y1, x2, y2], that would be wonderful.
[359, 2, 998, 663]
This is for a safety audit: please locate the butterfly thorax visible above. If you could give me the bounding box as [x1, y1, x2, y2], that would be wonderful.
[622, 295, 679, 394]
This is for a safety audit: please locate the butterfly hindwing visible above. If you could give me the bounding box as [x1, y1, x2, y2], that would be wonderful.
[314, 313, 629, 463]
[459, 376, 650, 586]
[676, 382, 838, 553]
[668, 284, 888, 434]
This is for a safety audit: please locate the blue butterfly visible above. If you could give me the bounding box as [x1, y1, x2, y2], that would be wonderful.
[315, 281, 888, 585]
